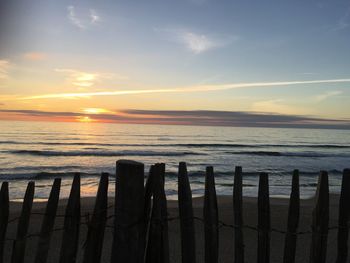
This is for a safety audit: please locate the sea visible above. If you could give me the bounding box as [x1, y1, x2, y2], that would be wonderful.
[0, 120, 349, 201]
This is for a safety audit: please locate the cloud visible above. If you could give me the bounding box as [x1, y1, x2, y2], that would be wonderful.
[334, 7, 350, 30]
[181, 31, 217, 54]
[90, 9, 100, 24]
[156, 28, 237, 54]
[67, 6, 100, 29]
[67, 6, 85, 29]
[20, 78, 350, 100]
[1, 109, 349, 129]
[251, 99, 300, 115]
[54, 68, 119, 87]
[315, 90, 343, 102]
[23, 52, 47, 61]
[0, 60, 10, 79]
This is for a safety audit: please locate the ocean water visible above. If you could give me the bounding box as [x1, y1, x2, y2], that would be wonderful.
[0, 120, 349, 200]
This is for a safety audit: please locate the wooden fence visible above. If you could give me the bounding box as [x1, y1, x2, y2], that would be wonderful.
[0, 160, 349, 263]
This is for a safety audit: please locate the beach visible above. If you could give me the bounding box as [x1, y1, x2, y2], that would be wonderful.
[2, 194, 342, 263]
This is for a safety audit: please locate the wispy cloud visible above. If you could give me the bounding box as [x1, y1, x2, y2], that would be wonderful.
[0, 60, 10, 79]
[67, 6, 100, 29]
[54, 68, 122, 87]
[1, 109, 349, 129]
[156, 28, 237, 54]
[23, 52, 47, 61]
[315, 90, 343, 102]
[21, 78, 350, 100]
[334, 7, 350, 30]
[90, 9, 100, 24]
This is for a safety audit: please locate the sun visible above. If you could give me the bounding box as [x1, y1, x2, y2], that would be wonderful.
[77, 116, 92, 122]
[83, 108, 109, 114]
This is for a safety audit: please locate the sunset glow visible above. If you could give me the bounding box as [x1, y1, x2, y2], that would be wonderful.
[0, 1, 349, 128]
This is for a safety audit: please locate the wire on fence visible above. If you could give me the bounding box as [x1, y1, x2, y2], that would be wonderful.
[1, 210, 345, 245]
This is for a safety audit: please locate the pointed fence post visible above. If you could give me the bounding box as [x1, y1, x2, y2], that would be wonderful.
[0, 182, 9, 263]
[257, 173, 270, 263]
[178, 162, 196, 263]
[203, 166, 218, 263]
[59, 173, 80, 263]
[83, 173, 109, 263]
[11, 181, 35, 263]
[233, 166, 244, 263]
[335, 169, 350, 263]
[34, 178, 61, 263]
[310, 171, 329, 263]
[111, 160, 145, 263]
[283, 170, 300, 263]
[145, 163, 169, 263]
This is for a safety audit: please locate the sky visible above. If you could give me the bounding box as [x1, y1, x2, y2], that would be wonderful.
[0, 0, 349, 128]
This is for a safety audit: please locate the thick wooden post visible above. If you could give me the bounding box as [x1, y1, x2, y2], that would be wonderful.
[283, 170, 300, 263]
[310, 171, 329, 263]
[144, 164, 155, 250]
[34, 178, 61, 263]
[203, 166, 218, 263]
[111, 160, 145, 263]
[145, 163, 169, 263]
[11, 181, 35, 263]
[59, 173, 81, 263]
[0, 182, 9, 263]
[178, 162, 196, 263]
[335, 169, 350, 263]
[83, 173, 109, 263]
[257, 173, 270, 263]
[233, 166, 244, 263]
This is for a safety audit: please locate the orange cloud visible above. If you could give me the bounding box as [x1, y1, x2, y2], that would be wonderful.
[23, 52, 47, 61]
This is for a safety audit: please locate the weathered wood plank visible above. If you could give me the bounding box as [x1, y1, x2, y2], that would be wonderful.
[178, 162, 196, 263]
[310, 171, 329, 263]
[111, 160, 145, 263]
[144, 164, 156, 252]
[335, 169, 350, 263]
[11, 181, 35, 263]
[283, 170, 300, 263]
[0, 182, 9, 263]
[204, 166, 218, 263]
[257, 173, 270, 263]
[158, 163, 169, 263]
[83, 173, 109, 263]
[233, 166, 244, 263]
[59, 173, 81, 263]
[145, 163, 169, 263]
[34, 178, 61, 263]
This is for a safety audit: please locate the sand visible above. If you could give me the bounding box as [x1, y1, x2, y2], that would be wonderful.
[2, 194, 343, 263]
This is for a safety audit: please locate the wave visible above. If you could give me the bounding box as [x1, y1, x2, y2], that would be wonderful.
[226, 151, 350, 158]
[1, 140, 350, 149]
[7, 149, 204, 157]
[0, 168, 344, 180]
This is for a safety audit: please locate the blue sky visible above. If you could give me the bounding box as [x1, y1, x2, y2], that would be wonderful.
[0, 0, 349, 126]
